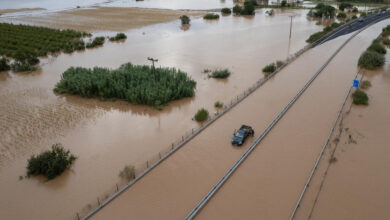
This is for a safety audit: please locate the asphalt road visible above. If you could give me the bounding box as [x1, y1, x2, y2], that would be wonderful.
[317, 10, 390, 46]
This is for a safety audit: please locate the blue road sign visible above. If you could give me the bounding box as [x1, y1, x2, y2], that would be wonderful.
[353, 80, 360, 88]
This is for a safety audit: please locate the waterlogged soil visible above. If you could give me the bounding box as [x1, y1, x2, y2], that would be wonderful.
[0, 7, 205, 32]
[294, 48, 390, 219]
[0, 9, 325, 220]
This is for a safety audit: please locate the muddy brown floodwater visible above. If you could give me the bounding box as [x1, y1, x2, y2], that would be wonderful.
[294, 40, 390, 219]
[0, 8, 324, 220]
[92, 20, 390, 219]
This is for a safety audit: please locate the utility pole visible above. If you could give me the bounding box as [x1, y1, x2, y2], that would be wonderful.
[289, 15, 295, 39]
[147, 57, 158, 82]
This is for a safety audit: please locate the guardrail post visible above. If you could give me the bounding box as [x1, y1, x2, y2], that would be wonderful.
[159, 152, 161, 159]
[147, 161, 149, 168]
[77, 213, 80, 220]
[97, 198, 100, 206]
[116, 184, 119, 192]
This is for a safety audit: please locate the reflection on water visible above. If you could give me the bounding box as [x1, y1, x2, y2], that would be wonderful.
[0, 9, 325, 220]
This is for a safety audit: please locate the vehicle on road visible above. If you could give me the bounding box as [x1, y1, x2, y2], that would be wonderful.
[358, 17, 364, 22]
[231, 125, 254, 146]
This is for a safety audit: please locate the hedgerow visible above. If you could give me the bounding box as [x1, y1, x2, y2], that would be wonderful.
[109, 33, 127, 42]
[54, 62, 196, 109]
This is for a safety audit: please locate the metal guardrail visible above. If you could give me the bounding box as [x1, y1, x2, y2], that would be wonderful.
[80, 13, 366, 220]
[184, 15, 377, 220]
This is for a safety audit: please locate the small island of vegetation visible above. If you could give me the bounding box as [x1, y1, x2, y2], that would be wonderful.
[204, 13, 220, 20]
[109, 33, 127, 42]
[209, 69, 231, 79]
[194, 108, 209, 122]
[54, 62, 196, 109]
[27, 143, 76, 180]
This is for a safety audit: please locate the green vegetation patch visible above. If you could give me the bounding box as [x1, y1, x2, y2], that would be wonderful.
[180, 15, 191, 25]
[221, 8, 232, 14]
[27, 143, 76, 180]
[215, 101, 223, 108]
[337, 12, 347, 18]
[203, 13, 220, 20]
[358, 50, 385, 70]
[308, 3, 336, 18]
[338, 2, 352, 11]
[119, 165, 135, 181]
[86, 36, 105, 48]
[352, 89, 368, 105]
[382, 25, 390, 37]
[360, 80, 372, 89]
[0, 57, 10, 71]
[195, 108, 209, 122]
[306, 22, 343, 43]
[0, 23, 90, 61]
[262, 63, 276, 74]
[210, 69, 231, 78]
[54, 62, 196, 109]
[367, 40, 386, 54]
[109, 33, 127, 42]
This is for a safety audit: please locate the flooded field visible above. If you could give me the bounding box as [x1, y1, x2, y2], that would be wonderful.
[294, 44, 390, 219]
[0, 9, 324, 220]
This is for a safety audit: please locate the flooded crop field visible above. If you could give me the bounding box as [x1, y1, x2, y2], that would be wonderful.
[1, 1, 389, 220]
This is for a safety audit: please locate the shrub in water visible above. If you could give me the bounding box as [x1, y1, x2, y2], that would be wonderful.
[338, 2, 352, 11]
[215, 101, 223, 108]
[210, 69, 231, 78]
[352, 7, 358, 13]
[360, 80, 371, 89]
[86, 36, 105, 48]
[360, 12, 367, 17]
[358, 51, 385, 70]
[262, 63, 276, 73]
[383, 38, 390, 46]
[109, 33, 127, 41]
[221, 8, 232, 14]
[203, 13, 220, 20]
[11, 61, 37, 72]
[382, 25, 390, 37]
[54, 62, 196, 109]
[180, 15, 190, 25]
[337, 12, 347, 18]
[119, 165, 135, 181]
[195, 108, 209, 122]
[242, 0, 256, 15]
[352, 89, 368, 105]
[276, 60, 284, 68]
[0, 57, 10, 71]
[233, 5, 243, 15]
[367, 40, 386, 54]
[27, 143, 76, 180]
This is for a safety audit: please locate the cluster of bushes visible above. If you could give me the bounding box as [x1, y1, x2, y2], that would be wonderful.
[86, 36, 105, 48]
[233, 0, 257, 15]
[338, 2, 352, 11]
[0, 57, 10, 71]
[209, 69, 231, 79]
[306, 22, 343, 43]
[307, 3, 336, 18]
[352, 89, 369, 105]
[194, 108, 209, 122]
[337, 12, 347, 18]
[0, 23, 92, 72]
[214, 101, 223, 108]
[358, 37, 387, 70]
[204, 13, 220, 20]
[180, 15, 190, 25]
[262, 63, 276, 75]
[221, 8, 232, 14]
[109, 33, 127, 42]
[54, 62, 196, 109]
[119, 165, 135, 181]
[27, 144, 76, 180]
[360, 80, 371, 89]
[381, 25, 390, 37]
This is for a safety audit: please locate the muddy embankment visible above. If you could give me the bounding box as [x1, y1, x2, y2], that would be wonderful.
[0, 8, 324, 220]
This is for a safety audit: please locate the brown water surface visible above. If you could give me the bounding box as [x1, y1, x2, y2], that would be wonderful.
[195, 19, 390, 220]
[0, 8, 324, 220]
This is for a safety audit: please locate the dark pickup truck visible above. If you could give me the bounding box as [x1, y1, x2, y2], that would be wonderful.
[231, 125, 254, 146]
